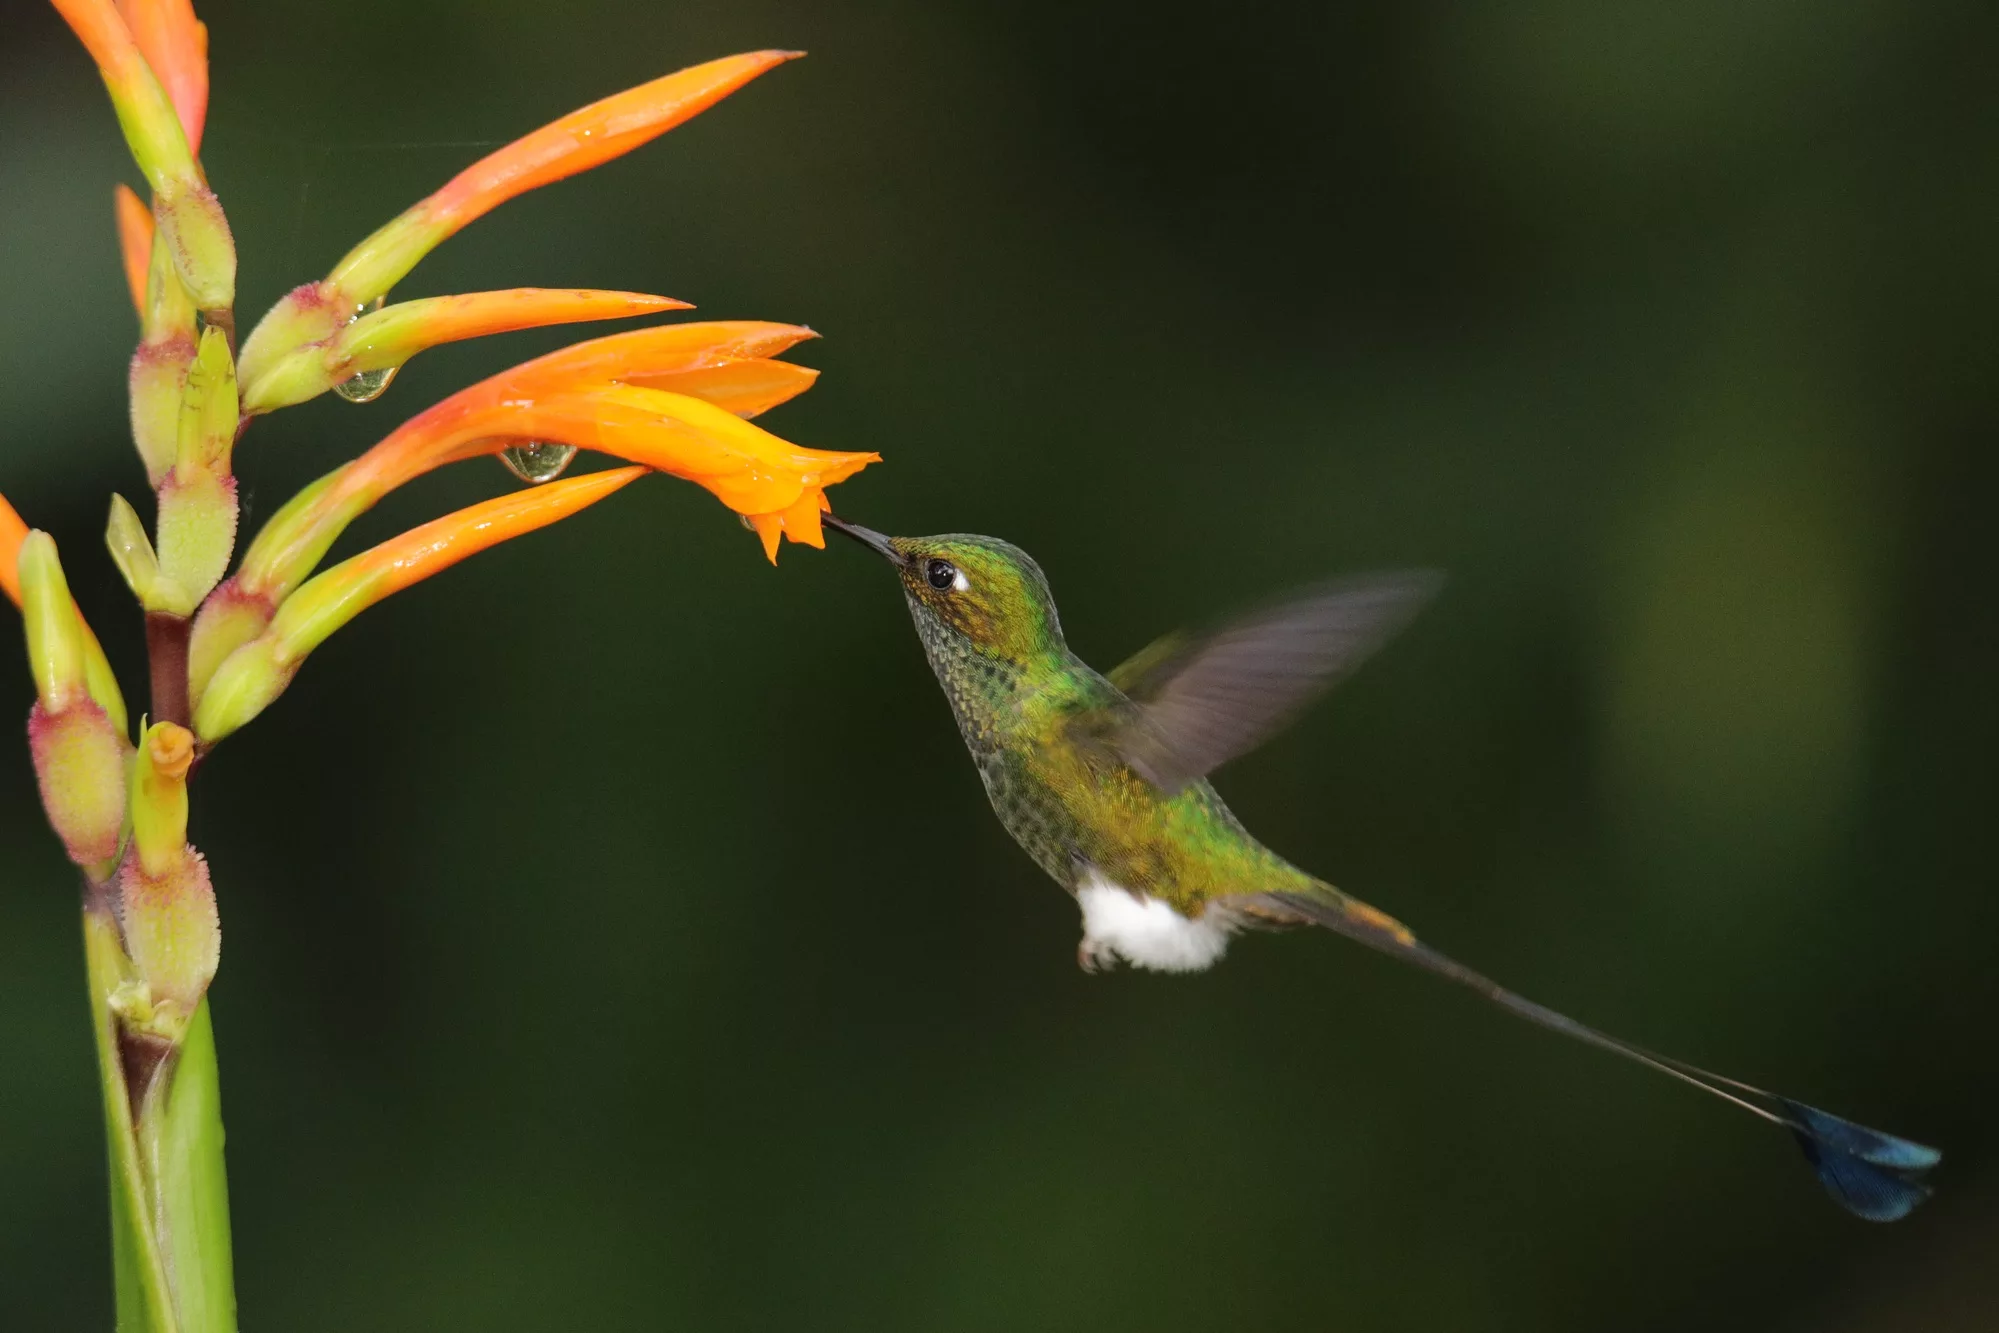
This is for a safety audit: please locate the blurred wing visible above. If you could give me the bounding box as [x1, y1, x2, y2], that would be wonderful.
[1229, 887, 1941, 1222]
[1107, 571, 1441, 792]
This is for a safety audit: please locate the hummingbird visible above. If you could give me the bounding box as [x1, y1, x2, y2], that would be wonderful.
[821, 514, 1939, 1221]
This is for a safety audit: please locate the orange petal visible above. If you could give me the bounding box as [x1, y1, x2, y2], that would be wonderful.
[326, 52, 801, 303]
[500, 320, 818, 396]
[118, 0, 207, 152]
[114, 183, 154, 319]
[0, 489, 26, 608]
[777, 486, 827, 548]
[238, 377, 872, 599]
[624, 358, 820, 419]
[746, 512, 784, 564]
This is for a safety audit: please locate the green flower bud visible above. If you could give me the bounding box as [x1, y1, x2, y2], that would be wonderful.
[189, 635, 288, 747]
[152, 180, 236, 316]
[130, 720, 192, 878]
[129, 332, 195, 486]
[186, 577, 275, 710]
[105, 492, 172, 609]
[20, 532, 130, 873]
[29, 702, 129, 873]
[117, 844, 219, 1025]
[237, 282, 352, 402]
[153, 471, 237, 615]
[18, 532, 85, 712]
[176, 324, 238, 478]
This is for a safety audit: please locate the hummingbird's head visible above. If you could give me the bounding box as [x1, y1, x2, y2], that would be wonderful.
[823, 516, 1064, 664]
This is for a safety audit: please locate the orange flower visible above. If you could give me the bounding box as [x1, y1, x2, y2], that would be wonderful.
[236, 321, 867, 603]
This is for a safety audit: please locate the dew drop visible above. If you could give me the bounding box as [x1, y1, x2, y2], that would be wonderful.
[333, 365, 397, 403]
[498, 441, 579, 484]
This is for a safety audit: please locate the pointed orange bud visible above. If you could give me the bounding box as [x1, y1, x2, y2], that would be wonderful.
[117, 0, 208, 152]
[330, 52, 800, 302]
[240, 54, 799, 373]
[238, 288, 691, 415]
[196, 468, 646, 743]
[114, 182, 154, 319]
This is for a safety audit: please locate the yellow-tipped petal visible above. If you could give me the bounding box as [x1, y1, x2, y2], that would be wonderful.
[197, 468, 645, 743]
[114, 182, 154, 320]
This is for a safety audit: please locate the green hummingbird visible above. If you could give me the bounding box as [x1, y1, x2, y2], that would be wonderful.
[822, 514, 1939, 1221]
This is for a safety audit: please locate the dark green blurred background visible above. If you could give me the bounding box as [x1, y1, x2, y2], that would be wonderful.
[3, 1, 1995, 1328]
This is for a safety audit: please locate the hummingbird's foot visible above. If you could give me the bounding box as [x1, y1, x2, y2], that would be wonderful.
[1077, 938, 1112, 974]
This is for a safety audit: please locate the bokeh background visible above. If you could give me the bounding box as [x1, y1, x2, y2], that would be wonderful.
[3, 1, 1995, 1328]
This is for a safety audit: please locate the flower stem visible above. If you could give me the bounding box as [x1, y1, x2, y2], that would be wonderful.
[145, 613, 191, 728]
[85, 898, 239, 1332]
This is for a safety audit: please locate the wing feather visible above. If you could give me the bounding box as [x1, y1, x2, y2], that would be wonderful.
[1108, 571, 1440, 792]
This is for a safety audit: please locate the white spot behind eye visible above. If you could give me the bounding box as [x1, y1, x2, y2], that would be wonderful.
[952, 568, 970, 592]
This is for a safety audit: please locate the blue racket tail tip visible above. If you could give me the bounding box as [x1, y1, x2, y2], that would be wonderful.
[1780, 1099, 1941, 1222]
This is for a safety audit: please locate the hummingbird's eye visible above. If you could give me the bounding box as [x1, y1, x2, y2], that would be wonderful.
[926, 558, 959, 591]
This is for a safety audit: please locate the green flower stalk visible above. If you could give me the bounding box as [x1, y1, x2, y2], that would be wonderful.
[16, 3, 868, 1326]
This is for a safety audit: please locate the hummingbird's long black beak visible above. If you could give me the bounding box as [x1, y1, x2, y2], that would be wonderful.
[822, 513, 906, 566]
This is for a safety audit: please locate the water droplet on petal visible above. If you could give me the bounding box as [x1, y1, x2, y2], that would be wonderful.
[333, 365, 397, 403]
[498, 441, 579, 485]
